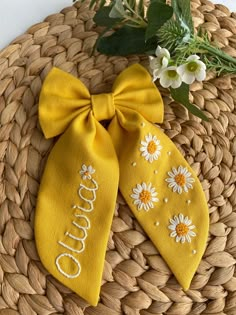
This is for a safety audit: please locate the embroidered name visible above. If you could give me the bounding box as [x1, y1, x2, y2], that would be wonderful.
[55, 165, 98, 278]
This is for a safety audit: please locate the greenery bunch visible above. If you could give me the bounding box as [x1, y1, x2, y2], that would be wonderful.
[75, 0, 236, 120]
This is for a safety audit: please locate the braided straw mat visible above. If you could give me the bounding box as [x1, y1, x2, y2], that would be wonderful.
[0, 0, 236, 314]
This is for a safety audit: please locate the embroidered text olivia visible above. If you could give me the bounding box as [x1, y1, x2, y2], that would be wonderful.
[55, 166, 98, 278]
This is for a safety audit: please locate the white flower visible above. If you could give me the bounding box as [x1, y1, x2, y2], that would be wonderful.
[149, 46, 170, 81]
[165, 166, 195, 194]
[168, 213, 196, 243]
[159, 66, 182, 89]
[79, 164, 95, 180]
[131, 182, 159, 211]
[140, 133, 162, 163]
[177, 55, 206, 85]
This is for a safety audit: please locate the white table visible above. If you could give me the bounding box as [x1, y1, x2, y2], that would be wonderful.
[0, 0, 235, 50]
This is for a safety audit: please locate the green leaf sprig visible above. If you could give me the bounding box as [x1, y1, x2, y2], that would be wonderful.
[75, 0, 236, 120]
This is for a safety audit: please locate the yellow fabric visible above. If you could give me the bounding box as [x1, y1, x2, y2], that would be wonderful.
[35, 64, 209, 306]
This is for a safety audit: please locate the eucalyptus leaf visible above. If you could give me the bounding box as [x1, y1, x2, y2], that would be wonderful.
[97, 26, 156, 55]
[145, 1, 173, 41]
[127, 0, 136, 10]
[170, 83, 208, 121]
[137, 0, 144, 18]
[109, 0, 126, 18]
[94, 6, 123, 27]
[92, 26, 111, 56]
[171, 0, 193, 34]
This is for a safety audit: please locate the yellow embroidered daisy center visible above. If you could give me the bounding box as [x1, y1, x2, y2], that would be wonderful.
[140, 190, 151, 204]
[84, 171, 90, 176]
[176, 223, 189, 236]
[187, 61, 198, 72]
[174, 174, 186, 186]
[147, 141, 157, 154]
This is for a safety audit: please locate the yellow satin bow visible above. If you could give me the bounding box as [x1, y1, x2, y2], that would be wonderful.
[35, 64, 209, 306]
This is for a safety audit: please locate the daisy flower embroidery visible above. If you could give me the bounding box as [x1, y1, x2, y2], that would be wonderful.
[131, 182, 159, 211]
[79, 164, 95, 180]
[165, 166, 195, 194]
[168, 214, 196, 243]
[140, 133, 162, 163]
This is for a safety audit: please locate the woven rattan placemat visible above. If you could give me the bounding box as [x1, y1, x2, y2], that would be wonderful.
[0, 0, 236, 314]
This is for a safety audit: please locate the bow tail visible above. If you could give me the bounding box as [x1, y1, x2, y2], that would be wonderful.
[108, 109, 209, 290]
[35, 112, 119, 306]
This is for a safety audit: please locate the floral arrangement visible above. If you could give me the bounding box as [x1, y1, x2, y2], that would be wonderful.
[76, 0, 236, 120]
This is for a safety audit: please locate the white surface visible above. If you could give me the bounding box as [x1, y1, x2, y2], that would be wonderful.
[0, 0, 71, 49]
[211, 0, 235, 11]
[0, 0, 235, 50]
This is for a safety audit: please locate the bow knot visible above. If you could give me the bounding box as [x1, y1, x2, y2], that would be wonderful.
[91, 93, 115, 121]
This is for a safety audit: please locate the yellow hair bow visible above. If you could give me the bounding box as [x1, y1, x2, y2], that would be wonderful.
[35, 64, 209, 306]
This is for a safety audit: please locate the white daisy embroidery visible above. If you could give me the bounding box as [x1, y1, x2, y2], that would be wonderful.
[131, 182, 159, 211]
[140, 133, 162, 163]
[165, 166, 195, 194]
[79, 164, 95, 180]
[168, 214, 196, 243]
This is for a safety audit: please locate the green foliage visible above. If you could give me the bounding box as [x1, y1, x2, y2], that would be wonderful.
[145, 1, 173, 41]
[94, 0, 173, 55]
[97, 26, 156, 55]
[94, 6, 123, 27]
[137, 0, 144, 18]
[109, 0, 126, 18]
[127, 0, 136, 10]
[174, 32, 236, 73]
[171, 0, 193, 34]
[157, 19, 189, 54]
[170, 84, 208, 121]
[151, 0, 166, 3]
[82, 0, 236, 120]
[203, 55, 236, 75]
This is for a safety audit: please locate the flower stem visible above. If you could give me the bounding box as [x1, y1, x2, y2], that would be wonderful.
[198, 39, 236, 66]
[123, 15, 147, 27]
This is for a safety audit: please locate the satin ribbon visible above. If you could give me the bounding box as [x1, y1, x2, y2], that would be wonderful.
[35, 64, 209, 306]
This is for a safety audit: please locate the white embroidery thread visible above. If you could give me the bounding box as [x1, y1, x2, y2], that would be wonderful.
[131, 182, 159, 211]
[165, 166, 195, 194]
[168, 213, 196, 243]
[55, 253, 81, 279]
[58, 239, 85, 254]
[73, 179, 98, 213]
[140, 133, 162, 163]
[65, 217, 90, 242]
[56, 166, 98, 279]
[79, 164, 95, 180]
[72, 214, 91, 229]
